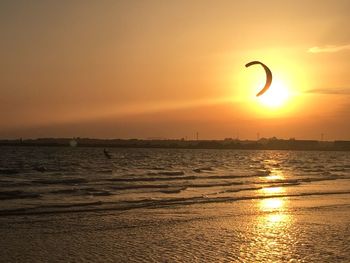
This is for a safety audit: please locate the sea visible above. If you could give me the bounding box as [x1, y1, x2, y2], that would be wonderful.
[1, 146, 350, 262]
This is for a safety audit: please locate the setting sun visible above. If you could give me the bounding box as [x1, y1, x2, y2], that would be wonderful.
[258, 79, 290, 108]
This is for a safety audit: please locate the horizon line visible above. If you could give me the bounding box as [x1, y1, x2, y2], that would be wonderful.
[1, 137, 349, 142]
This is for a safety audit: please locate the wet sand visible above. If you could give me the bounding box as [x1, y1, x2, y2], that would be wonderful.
[1, 193, 350, 262]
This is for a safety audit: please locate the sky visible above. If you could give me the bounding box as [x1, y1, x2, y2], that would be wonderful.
[1, 0, 350, 140]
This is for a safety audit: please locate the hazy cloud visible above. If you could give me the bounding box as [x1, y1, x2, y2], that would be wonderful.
[308, 44, 350, 53]
[305, 88, 350, 95]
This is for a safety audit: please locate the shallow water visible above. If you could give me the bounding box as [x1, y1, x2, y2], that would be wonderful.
[0, 147, 350, 262]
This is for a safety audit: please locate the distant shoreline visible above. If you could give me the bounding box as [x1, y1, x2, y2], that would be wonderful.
[1, 138, 350, 151]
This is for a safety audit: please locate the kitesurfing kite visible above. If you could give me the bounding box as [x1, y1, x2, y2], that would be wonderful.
[245, 61, 272, 97]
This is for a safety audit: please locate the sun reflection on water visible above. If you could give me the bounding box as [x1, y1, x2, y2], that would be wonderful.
[260, 186, 285, 195]
[238, 197, 293, 261]
[238, 158, 298, 261]
[265, 168, 284, 180]
[266, 174, 283, 180]
[265, 213, 288, 224]
[260, 198, 285, 211]
[239, 204, 294, 261]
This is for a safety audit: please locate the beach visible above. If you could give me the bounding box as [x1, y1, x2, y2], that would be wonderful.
[1, 147, 350, 262]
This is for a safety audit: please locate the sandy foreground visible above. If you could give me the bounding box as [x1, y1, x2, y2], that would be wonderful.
[1, 193, 350, 263]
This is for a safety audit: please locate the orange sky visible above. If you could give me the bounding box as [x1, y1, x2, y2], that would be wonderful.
[1, 0, 350, 140]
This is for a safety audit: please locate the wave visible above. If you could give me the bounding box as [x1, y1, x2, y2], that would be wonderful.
[0, 168, 20, 175]
[159, 187, 187, 194]
[157, 171, 185, 176]
[96, 169, 113, 174]
[49, 188, 112, 196]
[1, 190, 350, 217]
[0, 190, 41, 200]
[193, 167, 214, 173]
[32, 178, 88, 185]
[107, 174, 344, 191]
[0, 181, 31, 187]
[105, 173, 264, 184]
[106, 175, 197, 182]
[109, 181, 245, 191]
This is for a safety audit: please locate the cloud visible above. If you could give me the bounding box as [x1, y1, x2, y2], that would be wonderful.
[305, 88, 350, 95]
[308, 44, 350, 53]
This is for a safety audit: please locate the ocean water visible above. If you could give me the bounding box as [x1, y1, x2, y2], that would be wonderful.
[1, 146, 350, 262]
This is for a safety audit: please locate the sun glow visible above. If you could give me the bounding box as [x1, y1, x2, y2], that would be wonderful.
[246, 75, 301, 118]
[257, 79, 290, 108]
[230, 53, 309, 120]
[236, 59, 302, 118]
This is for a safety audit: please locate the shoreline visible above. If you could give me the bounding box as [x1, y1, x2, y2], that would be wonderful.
[1, 138, 350, 151]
